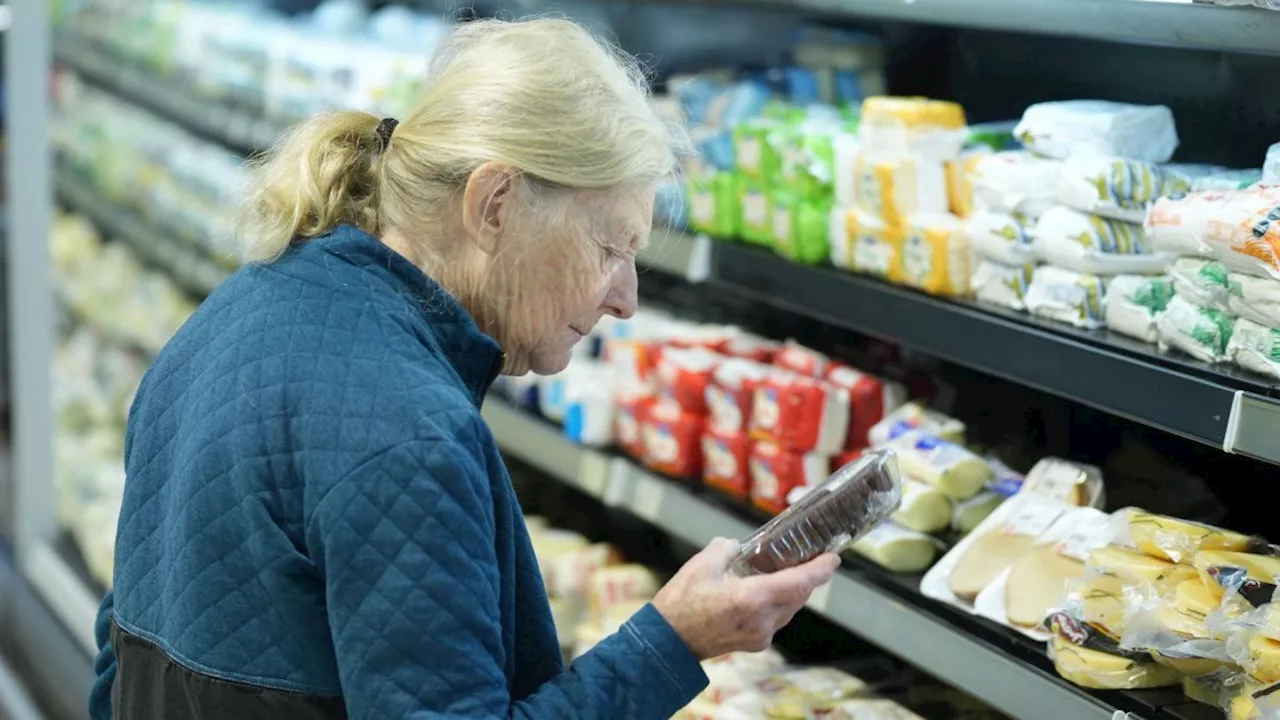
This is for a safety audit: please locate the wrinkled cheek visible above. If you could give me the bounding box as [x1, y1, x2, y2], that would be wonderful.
[501, 240, 601, 349]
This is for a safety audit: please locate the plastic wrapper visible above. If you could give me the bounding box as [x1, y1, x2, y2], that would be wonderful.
[971, 260, 1035, 311]
[732, 450, 902, 576]
[951, 490, 1006, 535]
[1204, 187, 1280, 280]
[694, 649, 787, 706]
[758, 666, 870, 717]
[1229, 273, 1280, 330]
[858, 96, 968, 162]
[1229, 318, 1280, 380]
[891, 477, 953, 533]
[1079, 545, 1197, 639]
[1230, 682, 1280, 720]
[866, 402, 965, 447]
[1124, 510, 1268, 564]
[1157, 295, 1237, 364]
[1119, 577, 1235, 669]
[966, 209, 1036, 266]
[1031, 206, 1171, 275]
[1025, 266, 1107, 330]
[822, 698, 926, 720]
[1055, 152, 1189, 223]
[1171, 257, 1232, 312]
[969, 151, 1061, 218]
[1106, 274, 1175, 344]
[886, 429, 992, 500]
[1013, 100, 1179, 164]
[1048, 632, 1181, 690]
[1266, 143, 1280, 185]
[852, 149, 950, 231]
[901, 212, 970, 297]
[1198, 551, 1280, 646]
[850, 522, 939, 573]
[1146, 190, 1234, 258]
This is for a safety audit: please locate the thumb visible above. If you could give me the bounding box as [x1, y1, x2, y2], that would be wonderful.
[696, 537, 742, 572]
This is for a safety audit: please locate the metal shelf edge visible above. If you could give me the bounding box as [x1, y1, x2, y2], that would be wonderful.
[482, 400, 1115, 720]
[22, 541, 101, 659]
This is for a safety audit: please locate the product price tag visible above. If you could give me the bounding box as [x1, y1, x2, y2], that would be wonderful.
[576, 452, 610, 498]
[805, 579, 832, 613]
[632, 473, 665, 523]
[1024, 459, 1085, 505]
[600, 459, 632, 508]
[1000, 494, 1063, 538]
[1052, 509, 1114, 561]
[685, 234, 712, 284]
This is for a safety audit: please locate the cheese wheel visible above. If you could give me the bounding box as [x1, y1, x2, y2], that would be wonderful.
[1049, 636, 1180, 690]
[1004, 544, 1085, 628]
[1127, 511, 1256, 563]
[948, 531, 1037, 601]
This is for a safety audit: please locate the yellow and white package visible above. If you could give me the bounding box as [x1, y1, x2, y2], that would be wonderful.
[1031, 206, 1171, 275]
[972, 260, 1035, 311]
[1126, 510, 1263, 564]
[969, 151, 1061, 218]
[892, 477, 953, 533]
[1229, 318, 1280, 380]
[1080, 546, 1197, 638]
[966, 209, 1037, 266]
[1204, 187, 1280, 280]
[1025, 266, 1107, 329]
[1013, 100, 1179, 164]
[947, 147, 989, 218]
[858, 96, 968, 161]
[951, 491, 1006, 535]
[1022, 458, 1104, 508]
[1157, 295, 1237, 364]
[853, 150, 949, 230]
[922, 492, 1067, 607]
[1229, 273, 1280, 330]
[828, 206, 856, 270]
[900, 212, 969, 296]
[886, 429, 993, 500]
[1055, 152, 1189, 224]
[1106, 274, 1176, 344]
[759, 666, 870, 718]
[696, 649, 788, 706]
[867, 402, 965, 447]
[586, 564, 659, 616]
[850, 522, 938, 573]
[1048, 634, 1181, 690]
[1120, 578, 1234, 673]
[1171, 257, 1232, 312]
[846, 208, 906, 281]
[833, 134, 861, 207]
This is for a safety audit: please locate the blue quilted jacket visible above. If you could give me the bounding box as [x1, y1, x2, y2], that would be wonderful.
[90, 225, 708, 719]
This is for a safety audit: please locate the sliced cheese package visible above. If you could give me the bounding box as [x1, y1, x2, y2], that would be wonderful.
[1197, 550, 1280, 643]
[1119, 577, 1235, 670]
[1031, 206, 1172, 275]
[1157, 294, 1237, 364]
[886, 429, 992, 499]
[1055, 151, 1189, 223]
[892, 477, 953, 533]
[1022, 457, 1105, 508]
[969, 150, 1061, 218]
[1048, 634, 1181, 690]
[758, 666, 870, 718]
[866, 402, 965, 447]
[1229, 318, 1280, 380]
[1106, 274, 1175, 344]
[900, 212, 970, 297]
[1026, 266, 1108, 329]
[850, 521, 939, 573]
[1229, 273, 1280, 330]
[966, 209, 1037, 266]
[1125, 510, 1266, 564]
[972, 260, 1036, 311]
[1172, 257, 1232, 312]
[921, 492, 1067, 609]
[1078, 546, 1198, 640]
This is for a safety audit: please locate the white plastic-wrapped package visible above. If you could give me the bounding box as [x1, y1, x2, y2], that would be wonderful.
[969, 151, 1060, 218]
[1265, 142, 1280, 185]
[1032, 206, 1173, 275]
[1170, 257, 1232, 312]
[1228, 318, 1280, 379]
[966, 209, 1036, 266]
[1228, 273, 1280, 329]
[1026, 266, 1108, 329]
[1013, 100, 1179, 163]
[1157, 295, 1236, 364]
[1106, 275, 1175, 344]
[972, 260, 1035, 311]
[1203, 187, 1280, 279]
[1056, 152, 1190, 224]
[1145, 191, 1229, 257]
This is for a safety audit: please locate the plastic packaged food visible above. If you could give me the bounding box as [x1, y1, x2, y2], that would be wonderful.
[969, 151, 1061, 218]
[1022, 457, 1106, 508]
[1055, 152, 1189, 223]
[867, 402, 966, 447]
[1146, 190, 1235, 258]
[1119, 577, 1234, 670]
[1106, 275, 1175, 344]
[1048, 634, 1181, 690]
[731, 449, 903, 576]
[972, 260, 1036, 311]
[900, 212, 970, 296]
[850, 522, 938, 573]
[1204, 188, 1280, 280]
[1125, 510, 1266, 564]
[1025, 266, 1108, 330]
[1031, 206, 1171, 275]
[1157, 295, 1237, 364]
[1172, 257, 1232, 312]
[1013, 100, 1179, 164]
[759, 666, 870, 717]
[951, 491, 1006, 535]
[1229, 273, 1280, 330]
[892, 477, 953, 533]
[886, 429, 993, 500]
[966, 209, 1036, 266]
[1229, 318, 1280, 380]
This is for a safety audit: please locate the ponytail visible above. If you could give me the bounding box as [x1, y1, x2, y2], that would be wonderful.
[236, 110, 387, 261]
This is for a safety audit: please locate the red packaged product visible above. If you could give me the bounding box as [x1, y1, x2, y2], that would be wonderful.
[606, 338, 665, 396]
[748, 373, 850, 454]
[613, 393, 653, 460]
[749, 442, 833, 516]
[666, 324, 736, 353]
[701, 428, 752, 500]
[641, 399, 704, 479]
[772, 340, 829, 378]
[722, 333, 782, 364]
[655, 347, 722, 416]
[704, 358, 771, 435]
[823, 364, 907, 450]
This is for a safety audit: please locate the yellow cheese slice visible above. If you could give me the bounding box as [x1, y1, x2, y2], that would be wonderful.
[1080, 547, 1196, 636]
[1049, 636, 1180, 689]
[1128, 511, 1256, 563]
[948, 531, 1037, 601]
[1004, 544, 1085, 628]
[1157, 653, 1229, 678]
[1249, 636, 1280, 686]
[1194, 550, 1280, 598]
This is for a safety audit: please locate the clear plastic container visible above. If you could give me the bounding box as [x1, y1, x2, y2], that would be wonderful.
[731, 449, 903, 576]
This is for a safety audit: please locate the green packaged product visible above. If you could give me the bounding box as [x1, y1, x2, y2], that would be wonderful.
[686, 172, 740, 239]
[737, 176, 774, 246]
[771, 192, 833, 265]
[733, 119, 782, 184]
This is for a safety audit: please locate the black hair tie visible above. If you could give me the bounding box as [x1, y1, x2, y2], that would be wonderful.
[374, 117, 399, 152]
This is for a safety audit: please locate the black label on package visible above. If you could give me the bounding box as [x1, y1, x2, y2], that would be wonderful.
[1207, 566, 1277, 608]
[1043, 612, 1153, 663]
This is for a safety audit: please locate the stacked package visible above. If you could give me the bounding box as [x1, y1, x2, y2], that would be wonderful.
[677, 661, 936, 719]
[829, 97, 981, 298]
[1142, 179, 1280, 377]
[993, 101, 1184, 329]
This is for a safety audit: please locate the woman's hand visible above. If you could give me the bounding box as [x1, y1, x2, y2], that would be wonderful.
[651, 537, 840, 660]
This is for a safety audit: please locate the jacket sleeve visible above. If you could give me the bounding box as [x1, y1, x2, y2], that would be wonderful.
[307, 434, 707, 720]
[88, 589, 117, 720]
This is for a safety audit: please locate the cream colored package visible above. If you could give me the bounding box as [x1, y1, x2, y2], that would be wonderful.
[1229, 318, 1280, 380]
[969, 150, 1061, 218]
[1031, 206, 1173, 275]
[1048, 635, 1181, 690]
[853, 149, 950, 230]
[1145, 191, 1228, 258]
[1157, 295, 1237, 364]
[1026, 266, 1108, 329]
[892, 477, 953, 533]
[966, 209, 1037, 266]
[1123, 509, 1263, 564]
[851, 521, 939, 573]
[886, 429, 992, 500]
[1106, 275, 1175, 344]
[1022, 457, 1105, 508]
[972, 260, 1036, 311]
[951, 490, 1006, 535]
[1056, 151, 1189, 223]
[921, 492, 1068, 611]
[867, 402, 965, 447]
[1014, 100, 1179, 163]
[1229, 273, 1280, 330]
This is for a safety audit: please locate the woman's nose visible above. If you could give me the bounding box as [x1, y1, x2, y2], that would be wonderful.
[602, 257, 638, 319]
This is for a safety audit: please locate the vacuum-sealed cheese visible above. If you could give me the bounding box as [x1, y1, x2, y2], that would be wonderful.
[951, 491, 1005, 535]
[850, 522, 938, 573]
[969, 150, 1061, 218]
[867, 402, 965, 447]
[760, 666, 870, 718]
[1048, 635, 1181, 689]
[1194, 550, 1280, 600]
[1014, 100, 1179, 163]
[1026, 266, 1107, 329]
[1157, 295, 1237, 364]
[1056, 152, 1189, 223]
[972, 260, 1035, 311]
[900, 212, 969, 296]
[966, 209, 1036, 266]
[887, 429, 992, 499]
[1127, 510, 1262, 564]
[1081, 546, 1197, 638]
[1032, 206, 1171, 275]
[1106, 274, 1175, 344]
[892, 477, 953, 533]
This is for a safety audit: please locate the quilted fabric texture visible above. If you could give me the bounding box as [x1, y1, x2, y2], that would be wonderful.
[90, 226, 707, 719]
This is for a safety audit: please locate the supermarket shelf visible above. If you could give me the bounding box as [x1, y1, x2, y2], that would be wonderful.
[639, 230, 712, 282]
[705, 241, 1280, 467]
[53, 38, 284, 155]
[23, 542, 99, 658]
[55, 171, 230, 299]
[480, 400, 1120, 720]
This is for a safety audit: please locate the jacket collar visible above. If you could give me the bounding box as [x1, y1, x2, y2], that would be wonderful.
[311, 225, 504, 406]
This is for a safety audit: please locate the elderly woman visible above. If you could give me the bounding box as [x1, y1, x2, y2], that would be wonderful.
[88, 17, 837, 720]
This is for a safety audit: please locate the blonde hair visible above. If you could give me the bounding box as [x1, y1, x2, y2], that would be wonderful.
[237, 17, 685, 262]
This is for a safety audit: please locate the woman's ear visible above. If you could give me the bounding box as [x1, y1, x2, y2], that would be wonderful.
[461, 161, 521, 256]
